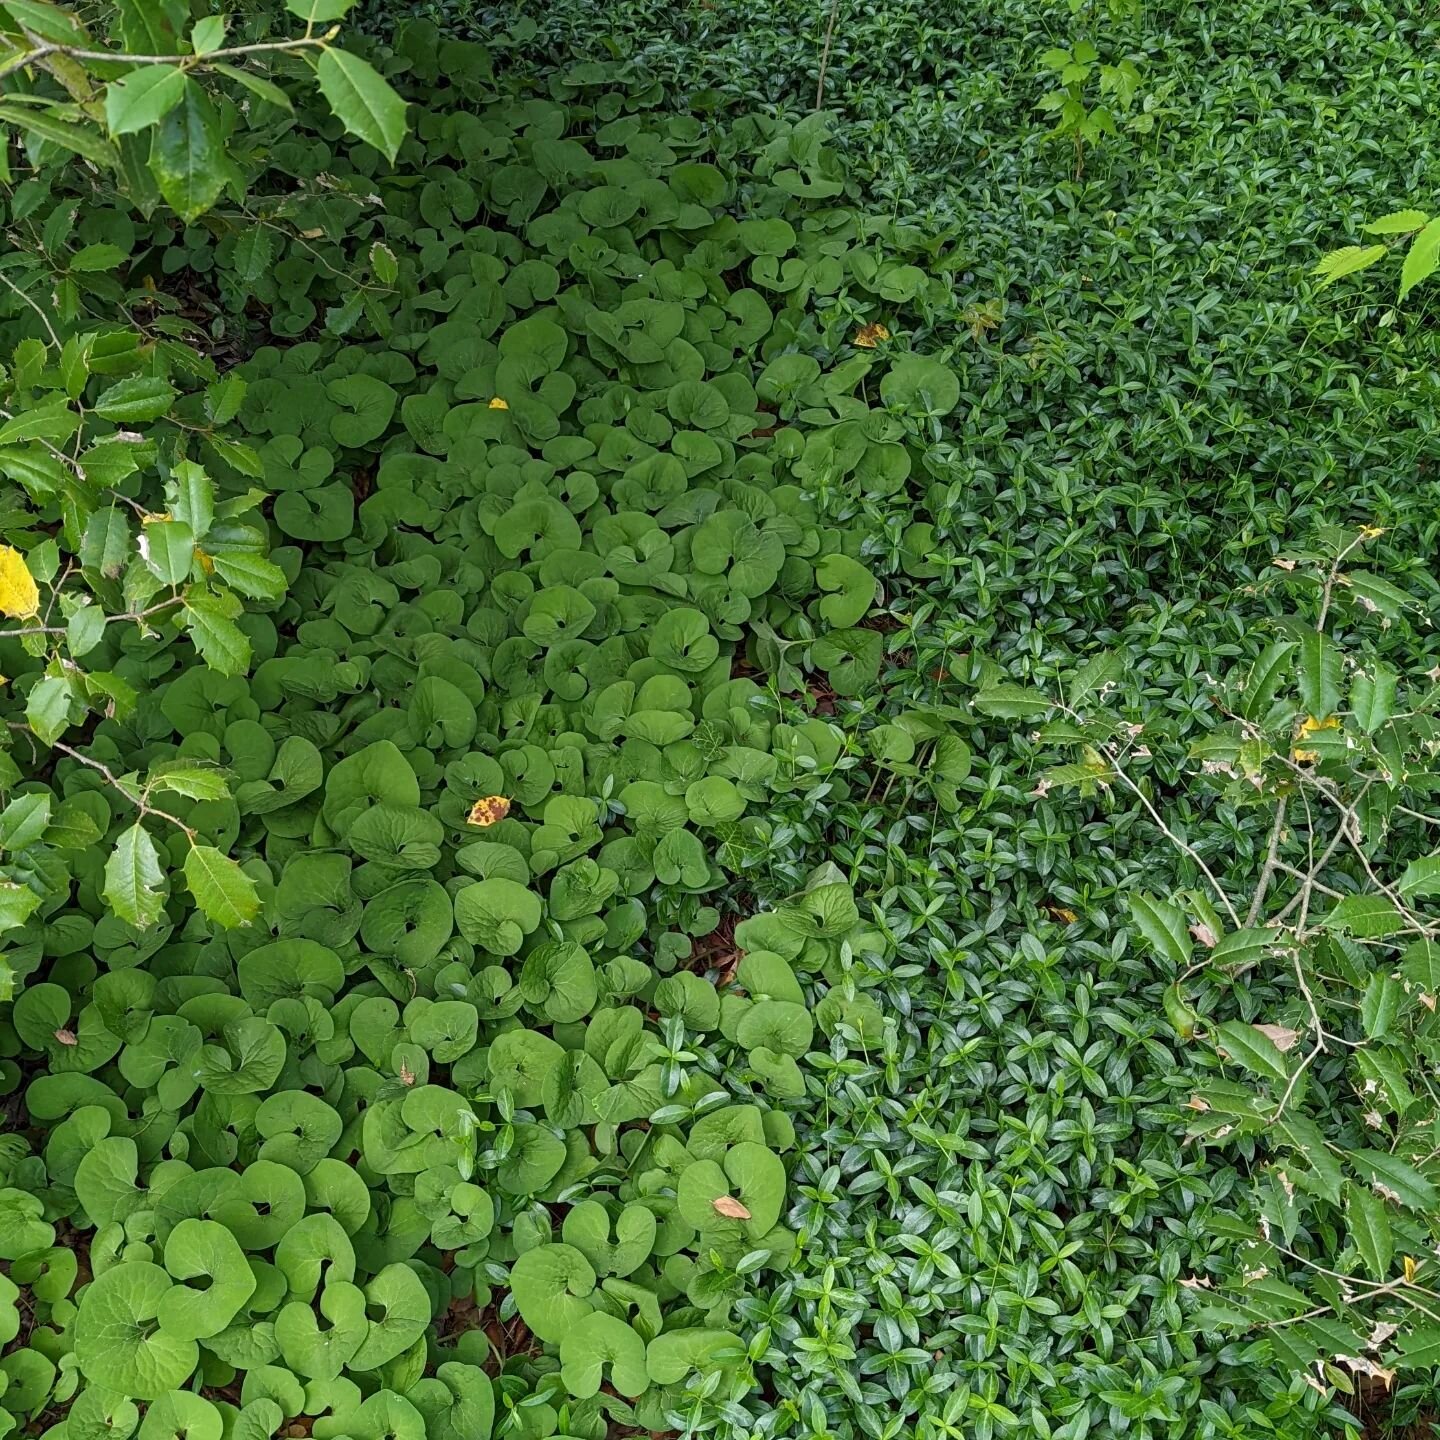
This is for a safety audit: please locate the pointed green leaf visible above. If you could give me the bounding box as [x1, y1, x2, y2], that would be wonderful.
[138, 519, 194, 586]
[0, 103, 117, 166]
[1345, 1182, 1393, 1280]
[0, 880, 41, 935]
[1127, 893, 1192, 970]
[183, 845, 258, 928]
[182, 593, 251, 675]
[1398, 1328, 1440, 1368]
[105, 67, 190, 136]
[1350, 663, 1397, 732]
[1213, 1020, 1290, 1084]
[1068, 651, 1123, 710]
[315, 47, 407, 162]
[168, 461, 214, 539]
[103, 822, 166, 929]
[25, 674, 73, 744]
[209, 63, 293, 113]
[1297, 631, 1341, 719]
[1363, 209, 1429, 235]
[147, 82, 229, 221]
[1311, 244, 1386, 289]
[1352, 1151, 1439, 1211]
[1322, 895, 1405, 939]
[190, 14, 225, 53]
[1400, 217, 1440, 300]
[209, 552, 286, 601]
[973, 682, 1051, 720]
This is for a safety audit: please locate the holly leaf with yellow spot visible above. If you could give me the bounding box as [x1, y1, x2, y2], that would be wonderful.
[1292, 714, 1340, 763]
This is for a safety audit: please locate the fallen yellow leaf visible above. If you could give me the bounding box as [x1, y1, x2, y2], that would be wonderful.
[488, 396, 509, 410]
[467, 795, 511, 827]
[0, 546, 39, 618]
[712, 1195, 752, 1220]
[853, 322, 890, 348]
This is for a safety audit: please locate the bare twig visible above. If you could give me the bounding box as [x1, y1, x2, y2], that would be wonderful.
[0, 596, 181, 641]
[0, 28, 336, 82]
[7, 723, 195, 841]
[0, 270, 61, 349]
[1246, 796, 1288, 926]
[814, 0, 842, 110]
[1101, 741, 1242, 928]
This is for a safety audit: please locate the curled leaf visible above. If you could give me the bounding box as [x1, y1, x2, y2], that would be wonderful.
[1253, 1023, 1300, 1053]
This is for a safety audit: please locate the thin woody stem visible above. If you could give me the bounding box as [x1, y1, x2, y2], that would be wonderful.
[6, 723, 196, 840]
[0, 28, 336, 81]
[0, 596, 182, 640]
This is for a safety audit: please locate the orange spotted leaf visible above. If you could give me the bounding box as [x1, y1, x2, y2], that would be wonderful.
[467, 795, 511, 827]
[853, 323, 890, 348]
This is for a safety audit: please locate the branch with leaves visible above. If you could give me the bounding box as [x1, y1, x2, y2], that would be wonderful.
[0, 0, 408, 217]
[989, 522, 1440, 1389]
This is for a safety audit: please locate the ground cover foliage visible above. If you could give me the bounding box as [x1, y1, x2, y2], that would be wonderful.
[445, 1, 1440, 1438]
[5, 4, 1440, 1440]
[0, 11, 923, 1440]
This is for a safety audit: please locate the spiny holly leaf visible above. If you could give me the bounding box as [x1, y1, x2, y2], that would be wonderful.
[315, 48, 407, 162]
[183, 845, 258, 928]
[103, 822, 166, 930]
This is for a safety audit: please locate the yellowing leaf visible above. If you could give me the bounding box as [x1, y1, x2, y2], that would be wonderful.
[467, 795, 511, 827]
[1292, 747, 1319, 763]
[1405, 1254, 1419, 1283]
[0, 546, 39, 618]
[853, 323, 890, 348]
[488, 396, 509, 410]
[1297, 715, 1340, 736]
[712, 1195, 752, 1220]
